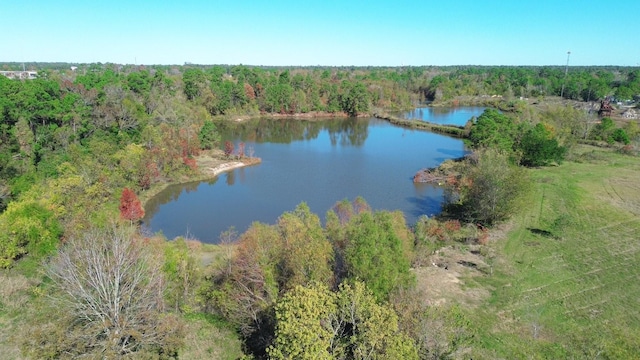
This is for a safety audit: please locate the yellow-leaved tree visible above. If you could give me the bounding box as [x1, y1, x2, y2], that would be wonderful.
[268, 281, 418, 360]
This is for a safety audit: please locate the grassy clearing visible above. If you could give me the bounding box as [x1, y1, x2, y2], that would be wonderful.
[464, 146, 640, 358]
[0, 272, 40, 360]
[179, 313, 244, 360]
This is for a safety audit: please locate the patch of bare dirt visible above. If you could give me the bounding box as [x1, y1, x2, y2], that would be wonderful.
[413, 246, 491, 308]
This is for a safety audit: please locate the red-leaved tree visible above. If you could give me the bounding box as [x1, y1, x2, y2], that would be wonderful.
[224, 141, 234, 158]
[119, 187, 145, 222]
[244, 83, 256, 100]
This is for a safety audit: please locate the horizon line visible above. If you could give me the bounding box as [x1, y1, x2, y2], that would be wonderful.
[1, 61, 638, 68]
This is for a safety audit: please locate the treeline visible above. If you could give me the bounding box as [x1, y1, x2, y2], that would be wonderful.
[180, 65, 414, 116]
[8, 62, 640, 106]
[424, 66, 640, 102]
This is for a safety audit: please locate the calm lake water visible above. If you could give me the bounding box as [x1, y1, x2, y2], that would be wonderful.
[396, 106, 485, 126]
[143, 109, 479, 243]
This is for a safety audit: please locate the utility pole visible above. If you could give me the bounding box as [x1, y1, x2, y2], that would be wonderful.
[560, 51, 571, 98]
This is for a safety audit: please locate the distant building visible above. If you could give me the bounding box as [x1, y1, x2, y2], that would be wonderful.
[0, 70, 38, 80]
[598, 98, 614, 117]
[70, 66, 78, 71]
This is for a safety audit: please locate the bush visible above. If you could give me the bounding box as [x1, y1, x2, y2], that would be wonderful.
[444, 149, 531, 225]
[618, 144, 637, 156]
[518, 123, 566, 166]
[202, 203, 333, 355]
[611, 128, 630, 144]
[590, 117, 616, 143]
[198, 120, 221, 150]
[339, 210, 414, 301]
[224, 141, 234, 158]
[415, 217, 479, 245]
[268, 282, 418, 359]
[0, 201, 62, 268]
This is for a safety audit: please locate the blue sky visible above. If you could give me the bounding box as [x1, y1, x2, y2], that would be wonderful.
[2, 0, 638, 66]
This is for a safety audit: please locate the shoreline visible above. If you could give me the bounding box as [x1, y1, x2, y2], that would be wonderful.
[140, 156, 261, 209]
[203, 161, 248, 177]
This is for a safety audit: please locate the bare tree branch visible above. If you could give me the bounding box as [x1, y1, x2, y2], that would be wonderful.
[46, 224, 182, 357]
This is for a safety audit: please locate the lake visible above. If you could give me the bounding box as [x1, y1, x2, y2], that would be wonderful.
[396, 106, 485, 126]
[143, 109, 481, 243]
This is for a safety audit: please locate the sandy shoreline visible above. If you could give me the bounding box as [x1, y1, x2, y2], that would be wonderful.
[205, 161, 247, 176]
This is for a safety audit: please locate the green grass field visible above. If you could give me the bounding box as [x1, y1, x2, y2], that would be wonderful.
[467, 146, 640, 358]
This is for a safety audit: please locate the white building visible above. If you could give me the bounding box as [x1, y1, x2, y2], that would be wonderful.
[0, 71, 38, 80]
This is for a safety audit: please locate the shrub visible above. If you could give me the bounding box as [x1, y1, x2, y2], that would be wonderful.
[119, 187, 145, 222]
[445, 149, 530, 225]
[518, 123, 566, 166]
[268, 282, 418, 359]
[611, 128, 630, 145]
[590, 117, 616, 142]
[618, 144, 637, 156]
[224, 141, 234, 158]
[340, 211, 414, 301]
[203, 203, 333, 355]
[414, 218, 481, 253]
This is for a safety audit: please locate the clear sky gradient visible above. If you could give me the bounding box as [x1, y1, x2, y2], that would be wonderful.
[2, 0, 638, 66]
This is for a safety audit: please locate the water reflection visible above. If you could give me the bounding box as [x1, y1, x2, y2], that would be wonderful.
[226, 170, 235, 186]
[407, 183, 444, 218]
[326, 118, 368, 147]
[144, 178, 219, 223]
[399, 106, 485, 126]
[219, 117, 368, 147]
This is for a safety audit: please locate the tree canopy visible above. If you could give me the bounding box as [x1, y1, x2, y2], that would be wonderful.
[268, 281, 418, 360]
[469, 108, 516, 152]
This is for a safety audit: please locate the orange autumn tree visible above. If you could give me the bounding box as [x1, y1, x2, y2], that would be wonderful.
[119, 188, 145, 222]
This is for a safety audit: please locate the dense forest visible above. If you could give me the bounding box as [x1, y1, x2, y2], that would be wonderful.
[1, 63, 639, 359]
